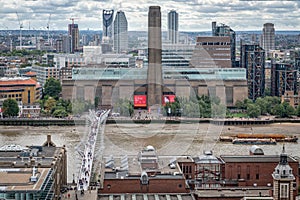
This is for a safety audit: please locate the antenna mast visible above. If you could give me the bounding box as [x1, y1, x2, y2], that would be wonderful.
[16, 12, 23, 49]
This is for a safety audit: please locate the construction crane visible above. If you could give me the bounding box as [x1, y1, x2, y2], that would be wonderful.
[16, 12, 23, 49]
[46, 14, 52, 44]
[69, 17, 79, 24]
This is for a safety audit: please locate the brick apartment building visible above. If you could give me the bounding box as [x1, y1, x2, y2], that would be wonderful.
[176, 147, 299, 199]
[98, 145, 298, 199]
[99, 145, 189, 194]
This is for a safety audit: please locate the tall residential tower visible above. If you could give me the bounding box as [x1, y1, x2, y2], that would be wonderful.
[168, 10, 179, 44]
[240, 44, 265, 100]
[262, 23, 275, 55]
[68, 22, 79, 53]
[113, 11, 128, 53]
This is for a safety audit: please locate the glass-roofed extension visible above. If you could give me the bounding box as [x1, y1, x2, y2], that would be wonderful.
[72, 67, 246, 81]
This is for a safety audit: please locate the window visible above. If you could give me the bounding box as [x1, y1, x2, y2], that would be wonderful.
[280, 183, 289, 198]
[256, 166, 259, 180]
[229, 165, 232, 179]
[28, 91, 31, 104]
[256, 174, 259, 179]
[237, 165, 241, 179]
[247, 166, 250, 180]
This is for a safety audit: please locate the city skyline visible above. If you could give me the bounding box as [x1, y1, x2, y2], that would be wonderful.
[0, 0, 299, 32]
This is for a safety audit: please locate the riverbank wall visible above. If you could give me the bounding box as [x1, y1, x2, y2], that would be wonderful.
[0, 118, 300, 126]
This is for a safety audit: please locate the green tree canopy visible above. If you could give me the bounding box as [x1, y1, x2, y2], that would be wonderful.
[52, 109, 68, 118]
[114, 98, 134, 117]
[296, 105, 300, 117]
[44, 78, 62, 99]
[2, 99, 19, 117]
[44, 97, 56, 115]
[272, 102, 295, 118]
[247, 103, 261, 118]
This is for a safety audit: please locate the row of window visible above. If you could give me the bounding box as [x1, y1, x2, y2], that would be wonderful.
[0, 94, 22, 98]
[198, 42, 231, 46]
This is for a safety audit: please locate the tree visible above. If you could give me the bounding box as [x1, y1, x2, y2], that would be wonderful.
[52, 109, 68, 118]
[114, 98, 134, 117]
[2, 99, 19, 117]
[235, 99, 252, 110]
[272, 102, 295, 118]
[44, 78, 62, 99]
[296, 105, 300, 117]
[247, 104, 261, 118]
[255, 97, 267, 115]
[44, 97, 56, 116]
[284, 102, 295, 117]
[72, 100, 86, 115]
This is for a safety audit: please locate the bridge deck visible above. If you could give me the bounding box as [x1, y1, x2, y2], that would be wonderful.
[77, 109, 110, 191]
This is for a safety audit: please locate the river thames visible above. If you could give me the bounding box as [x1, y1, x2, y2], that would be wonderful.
[0, 122, 299, 183]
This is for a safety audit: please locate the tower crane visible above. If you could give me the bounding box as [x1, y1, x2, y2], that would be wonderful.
[16, 12, 23, 49]
[47, 14, 52, 45]
[69, 17, 79, 24]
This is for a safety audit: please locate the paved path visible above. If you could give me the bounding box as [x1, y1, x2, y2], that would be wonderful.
[62, 189, 98, 200]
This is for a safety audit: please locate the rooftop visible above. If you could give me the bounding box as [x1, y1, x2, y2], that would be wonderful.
[219, 155, 297, 163]
[195, 187, 271, 198]
[0, 168, 51, 191]
[104, 155, 183, 179]
[0, 144, 65, 168]
[0, 77, 38, 86]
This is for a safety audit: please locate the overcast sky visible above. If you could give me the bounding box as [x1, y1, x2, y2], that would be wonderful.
[0, 0, 299, 32]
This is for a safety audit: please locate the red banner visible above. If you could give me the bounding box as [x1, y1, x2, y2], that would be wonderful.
[134, 95, 147, 108]
[162, 95, 176, 105]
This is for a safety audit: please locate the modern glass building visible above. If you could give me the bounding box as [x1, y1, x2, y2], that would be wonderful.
[72, 67, 246, 81]
[102, 9, 114, 41]
[162, 44, 194, 68]
[113, 11, 128, 53]
[168, 10, 179, 44]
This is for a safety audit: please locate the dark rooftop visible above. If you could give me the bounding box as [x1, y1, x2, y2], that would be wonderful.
[219, 155, 297, 163]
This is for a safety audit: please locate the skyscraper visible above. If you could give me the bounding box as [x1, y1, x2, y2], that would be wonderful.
[168, 10, 178, 44]
[147, 6, 162, 108]
[262, 23, 275, 54]
[102, 9, 114, 42]
[68, 22, 79, 53]
[212, 22, 236, 67]
[113, 11, 128, 53]
[240, 44, 265, 100]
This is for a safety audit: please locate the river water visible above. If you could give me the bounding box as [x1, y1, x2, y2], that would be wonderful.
[0, 122, 299, 183]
